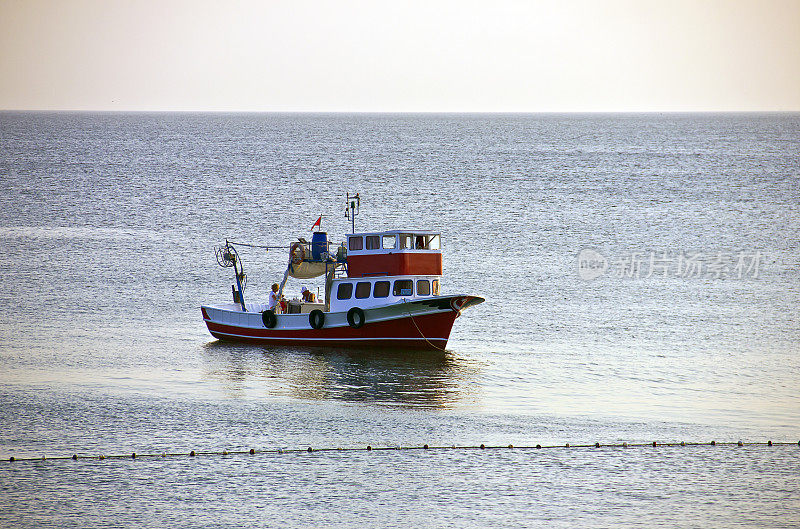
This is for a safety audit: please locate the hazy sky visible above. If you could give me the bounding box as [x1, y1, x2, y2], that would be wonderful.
[1, 0, 799, 111]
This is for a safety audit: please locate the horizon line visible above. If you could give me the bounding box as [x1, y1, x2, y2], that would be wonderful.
[3, 108, 800, 114]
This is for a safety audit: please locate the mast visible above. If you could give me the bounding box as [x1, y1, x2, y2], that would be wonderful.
[345, 192, 360, 234]
[232, 253, 247, 312]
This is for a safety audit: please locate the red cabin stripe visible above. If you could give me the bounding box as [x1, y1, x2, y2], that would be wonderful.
[347, 253, 442, 278]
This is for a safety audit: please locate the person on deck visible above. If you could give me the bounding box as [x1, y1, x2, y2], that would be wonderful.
[301, 286, 316, 303]
[269, 283, 280, 313]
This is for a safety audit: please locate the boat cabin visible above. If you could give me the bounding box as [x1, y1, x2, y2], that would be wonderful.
[346, 230, 442, 278]
[329, 275, 441, 312]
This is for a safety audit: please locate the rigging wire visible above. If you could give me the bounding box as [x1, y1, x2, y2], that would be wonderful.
[226, 241, 290, 250]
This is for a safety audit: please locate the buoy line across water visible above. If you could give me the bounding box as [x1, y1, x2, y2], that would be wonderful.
[3, 440, 799, 463]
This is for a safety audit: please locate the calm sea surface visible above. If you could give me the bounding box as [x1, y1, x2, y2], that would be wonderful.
[1, 112, 798, 527]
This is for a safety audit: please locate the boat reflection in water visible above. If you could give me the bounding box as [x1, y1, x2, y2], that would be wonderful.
[202, 342, 482, 409]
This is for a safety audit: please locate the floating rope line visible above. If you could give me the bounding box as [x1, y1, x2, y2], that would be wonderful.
[4, 440, 798, 463]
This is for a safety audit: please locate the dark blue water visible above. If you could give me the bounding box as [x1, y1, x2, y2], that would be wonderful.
[1, 112, 799, 527]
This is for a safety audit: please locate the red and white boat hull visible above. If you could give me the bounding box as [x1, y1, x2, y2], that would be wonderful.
[201, 295, 483, 350]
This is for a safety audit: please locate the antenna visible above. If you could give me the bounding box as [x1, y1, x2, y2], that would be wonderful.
[344, 192, 360, 234]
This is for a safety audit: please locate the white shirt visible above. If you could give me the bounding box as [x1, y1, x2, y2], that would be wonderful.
[268, 291, 279, 310]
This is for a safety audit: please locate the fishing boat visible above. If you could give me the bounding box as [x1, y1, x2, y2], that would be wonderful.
[201, 194, 484, 350]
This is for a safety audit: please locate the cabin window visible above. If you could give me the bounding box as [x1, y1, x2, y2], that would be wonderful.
[399, 234, 412, 249]
[393, 279, 413, 297]
[337, 282, 353, 300]
[365, 235, 380, 250]
[414, 235, 426, 249]
[416, 280, 430, 296]
[349, 236, 363, 251]
[373, 281, 390, 298]
[382, 234, 396, 249]
[355, 281, 371, 299]
[427, 235, 441, 250]
[432, 279, 440, 295]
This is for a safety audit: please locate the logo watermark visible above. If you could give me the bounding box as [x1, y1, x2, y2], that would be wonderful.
[577, 249, 609, 280]
[578, 249, 764, 280]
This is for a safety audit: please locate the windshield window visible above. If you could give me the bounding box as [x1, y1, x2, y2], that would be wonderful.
[416, 280, 430, 296]
[393, 279, 413, 297]
[355, 282, 371, 299]
[373, 281, 390, 298]
[337, 283, 353, 300]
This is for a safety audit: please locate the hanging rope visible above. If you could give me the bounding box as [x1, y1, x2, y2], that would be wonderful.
[404, 302, 448, 352]
[406, 311, 446, 351]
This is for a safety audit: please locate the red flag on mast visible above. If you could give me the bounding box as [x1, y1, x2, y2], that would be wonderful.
[311, 216, 322, 231]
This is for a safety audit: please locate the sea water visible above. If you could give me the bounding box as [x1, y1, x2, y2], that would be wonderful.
[1, 112, 798, 527]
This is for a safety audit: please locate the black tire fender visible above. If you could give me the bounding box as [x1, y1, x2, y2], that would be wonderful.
[261, 309, 277, 329]
[309, 309, 325, 329]
[347, 307, 365, 329]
